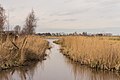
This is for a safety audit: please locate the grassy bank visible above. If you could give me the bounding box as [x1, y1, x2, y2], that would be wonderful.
[57, 36, 120, 71]
[0, 35, 48, 70]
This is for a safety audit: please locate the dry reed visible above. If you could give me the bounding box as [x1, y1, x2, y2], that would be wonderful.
[0, 35, 48, 70]
[58, 36, 120, 71]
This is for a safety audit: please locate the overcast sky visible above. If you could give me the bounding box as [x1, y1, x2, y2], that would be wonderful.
[1, 0, 120, 34]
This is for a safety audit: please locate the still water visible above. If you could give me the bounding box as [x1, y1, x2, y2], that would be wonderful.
[0, 39, 120, 80]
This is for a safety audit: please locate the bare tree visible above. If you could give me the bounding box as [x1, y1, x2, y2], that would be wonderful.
[22, 10, 37, 35]
[0, 5, 6, 32]
[14, 25, 21, 34]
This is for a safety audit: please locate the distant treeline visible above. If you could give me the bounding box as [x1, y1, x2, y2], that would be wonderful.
[36, 32, 113, 36]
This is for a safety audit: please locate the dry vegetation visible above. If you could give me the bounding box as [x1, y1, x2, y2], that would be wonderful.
[0, 5, 49, 70]
[0, 35, 48, 70]
[57, 36, 120, 71]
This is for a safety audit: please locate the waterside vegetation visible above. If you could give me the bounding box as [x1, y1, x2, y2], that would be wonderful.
[56, 36, 120, 71]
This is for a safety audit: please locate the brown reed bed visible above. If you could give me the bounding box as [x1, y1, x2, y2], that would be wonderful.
[0, 35, 49, 70]
[57, 36, 120, 71]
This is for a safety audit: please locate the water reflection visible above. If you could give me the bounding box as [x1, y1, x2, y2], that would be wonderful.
[0, 61, 43, 80]
[64, 56, 120, 80]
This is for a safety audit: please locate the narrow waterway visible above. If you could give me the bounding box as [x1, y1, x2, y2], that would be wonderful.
[0, 39, 120, 80]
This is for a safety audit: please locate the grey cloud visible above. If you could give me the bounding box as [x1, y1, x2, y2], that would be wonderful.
[8, 6, 26, 12]
[50, 7, 92, 16]
[101, 0, 120, 5]
[51, 19, 59, 22]
[49, 18, 78, 22]
[9, 8, 15, 12]
[62, 19, 78, 21]
[50, 0, 116, 17]
[64, 0, 74, 3]
[40, 18, 47, 20]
